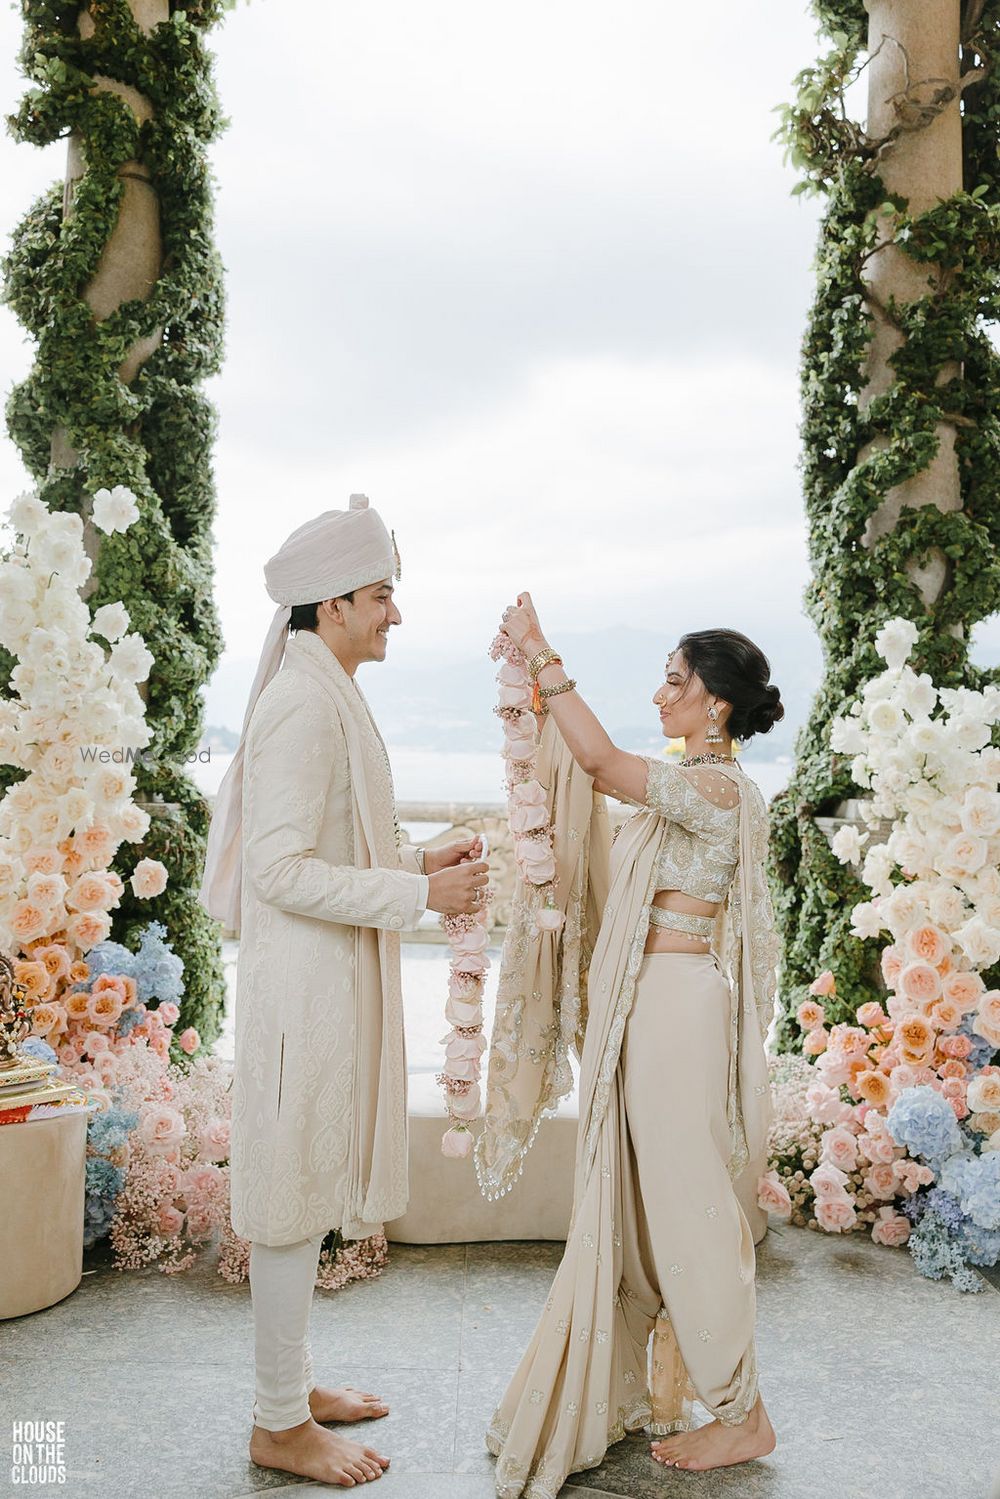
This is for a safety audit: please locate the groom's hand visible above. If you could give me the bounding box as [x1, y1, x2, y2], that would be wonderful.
[425, 836, 483, 875]
[426, 860, 489, 915]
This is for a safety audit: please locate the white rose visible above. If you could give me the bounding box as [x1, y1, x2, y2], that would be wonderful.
[959, 787, 1000, 838]
[109, 633, 154, 683]
[868, 700, 905, 735]
[938, 831, 988, 878]
[895, 668, 937, 718]
[953, 916, 1000, 969]
[850, 900, 886, 941]
[950, 715, 991, 753]
[927, 885, 968, 930]
[90, 602, 131, 642]
[91, 485, 140, 535]
[830, 717, 868, 755]
[831, 825, 867, 864]
[7, 490, 48, 538]
[861, 845, 895, 895]
[850, 754, 871, 789]
[874, 618, 918, 669]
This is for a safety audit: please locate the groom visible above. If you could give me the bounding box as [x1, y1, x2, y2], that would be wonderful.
[199, 496, 488, 1487]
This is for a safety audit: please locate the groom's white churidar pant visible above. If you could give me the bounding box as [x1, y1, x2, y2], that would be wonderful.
[249, 1232, 325, 1430]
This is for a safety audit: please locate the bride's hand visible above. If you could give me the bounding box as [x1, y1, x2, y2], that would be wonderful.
[502, 592, 546, 653]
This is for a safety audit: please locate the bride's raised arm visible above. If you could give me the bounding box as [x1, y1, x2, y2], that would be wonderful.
[501, 592, 649, 803]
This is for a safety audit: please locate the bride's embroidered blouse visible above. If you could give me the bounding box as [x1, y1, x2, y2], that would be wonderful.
[611, 757, 741, 903]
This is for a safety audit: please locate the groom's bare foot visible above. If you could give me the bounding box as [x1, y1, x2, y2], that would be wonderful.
[250, 1416, 390, 1486]
[651, 1395, 775, 1471]
[309, 1384, 389, 1423]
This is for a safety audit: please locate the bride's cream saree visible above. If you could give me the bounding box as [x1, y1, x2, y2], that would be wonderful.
[477, 718, 781, 1499]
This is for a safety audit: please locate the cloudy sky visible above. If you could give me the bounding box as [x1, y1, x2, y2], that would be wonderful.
[2, 2, 993, 723]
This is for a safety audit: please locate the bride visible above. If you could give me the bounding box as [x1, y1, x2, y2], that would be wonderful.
[479, 594, 784, 1497]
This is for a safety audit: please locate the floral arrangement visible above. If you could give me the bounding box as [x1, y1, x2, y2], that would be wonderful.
[0, 486, 168, 962]
[489, 627, 564, 933]
[758, 618, 1000, 1290]
[437, 901, 492, 1158]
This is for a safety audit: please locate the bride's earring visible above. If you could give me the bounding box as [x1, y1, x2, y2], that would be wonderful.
[706, 705, 723, 744]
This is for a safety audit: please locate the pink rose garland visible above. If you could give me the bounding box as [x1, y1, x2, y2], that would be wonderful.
[437, 907, 491, 1157]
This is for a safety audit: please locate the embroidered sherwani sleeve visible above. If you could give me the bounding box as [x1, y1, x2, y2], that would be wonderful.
[244, 691, 427, 930]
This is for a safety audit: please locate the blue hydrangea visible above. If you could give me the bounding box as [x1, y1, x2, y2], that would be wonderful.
[907, 1213, 984, 1293]
[87, 1104, 138, 1154]
[957, 1220, 1000, 1268]
[924, 1187, 964, 1233]
[18, 1036, 57, 1064]
[941, 1149, 1000, 1231]
[115, 1007, 145, 1038]
[84, 920, 183, 1008]
[887, 1086, 963, 1169]
[957, 1013, 997, 1071]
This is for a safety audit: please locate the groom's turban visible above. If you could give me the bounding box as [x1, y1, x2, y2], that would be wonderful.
[198, 495, 401, 931]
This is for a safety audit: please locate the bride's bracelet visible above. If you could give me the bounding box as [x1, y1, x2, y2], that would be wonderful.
[526, 646, 562, 679]
[538, 677, 577, 701]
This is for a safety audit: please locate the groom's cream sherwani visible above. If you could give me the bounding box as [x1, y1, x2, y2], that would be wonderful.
[229, 627, 426, 1248]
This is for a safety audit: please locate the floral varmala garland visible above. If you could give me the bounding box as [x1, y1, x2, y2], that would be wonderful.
[437, 627, 566, 1158]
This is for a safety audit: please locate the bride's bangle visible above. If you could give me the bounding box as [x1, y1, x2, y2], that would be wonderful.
[527, 647, 561, 679]
[538, 678, 576, 701]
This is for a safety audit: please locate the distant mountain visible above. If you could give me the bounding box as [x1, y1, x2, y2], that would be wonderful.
[202, 625, 824, 759]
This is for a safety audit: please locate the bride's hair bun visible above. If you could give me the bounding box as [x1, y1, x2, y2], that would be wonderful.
[676, 630, 784, 744]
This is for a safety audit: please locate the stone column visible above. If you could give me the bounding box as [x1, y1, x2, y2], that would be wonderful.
[859, 0, 963, 625]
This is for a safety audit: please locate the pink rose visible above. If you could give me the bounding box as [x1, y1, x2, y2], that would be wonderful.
[139, 1105, 187, 1155]
[805, 1081, 852, 1126]
[184, 1205, 215, 1241]
[863, 1162, 898, 1200]
[177, 1026, 200, 1056]
[516, 839, 556, 885]
[756, 1170, 792, 1217]
[445, 997, 483, 1027]
[881, 945, 904, 985]
[497, 661, 531, 690]
[441, 1125, 474, 1158]
[942, 970, 984, 1014]
[857, 1001, 888, 1029]
[158, 1002, 180, 1026]
[871, 1207, 911, 1247]
[198, 1119, 230, 1163]
[186, 1163, 225, 1196]
[819, 1125, 859, 1173]
[499, 682, 533, 711]
[797, 999, 826, 1029]
[451, 951, 487, 976]
[809, 1162, 850, 1200]
[156, 1203, 184, 1237]
[509, 779, 547, 807]
[814, 1195, 857, 1233]
[449, 1084, 481, 1120]
[509, 801, 548, 834]
[894, 1159, 934, 1193]
[442, 1056, 480, 1082]
[450, 927, 488, 956]
[809, 970, 836, 997]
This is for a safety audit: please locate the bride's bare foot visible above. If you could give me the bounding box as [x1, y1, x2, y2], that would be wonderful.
[309, 1384, 389, 1423]
[651, 1395, 775, 1471]
[250, 1416, 390, 1486]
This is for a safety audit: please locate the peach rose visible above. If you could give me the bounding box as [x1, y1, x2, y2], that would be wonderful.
[66, 872, 118, 912]
[64, 991, 92, 1021]
[814, 1195, 857, 1233]
[178, 1026, 200, 1056]
[87, 990, 123, 1027]
[757, 1170, 792, 1217]
[897, 1014, 934, 1064]
[21, 846, 62, 876]
[69, 960, 90, 984]
[894, 1159, 934, 1193]
[797, 999, 826, 1030]
[33, 943, 72, 983]
[809, 970, 836, 997]
[29, 1003, 59, 1037]
[13, 960, 54, 1002]
[942, 970, 985, 1014]
[937, 1033, 972, 1060]
[130, 858, 168, 899]
[928, 998, 962, 1031]
[75, 824, 115, 865]
[904, 923, 950, 966]
[863, 1161, 898, 1200]
[803, 1027, 829, 1056]
[856, 1069, 893, 1108]
[881, 945, 904, 986]
[973, 991, 1000, 1048]
[10, 900, 51, 943]
[937, 1058, 967, 1081]
[967, 1074, 1000, 1114]
[897, 961, 942, 1006]
[66, 910, 112, 950]
[857, 1001, 887, 1029]
[871, 1207, 911, 1246]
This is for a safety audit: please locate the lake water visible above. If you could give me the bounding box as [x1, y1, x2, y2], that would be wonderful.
[191, 747, 793, 804]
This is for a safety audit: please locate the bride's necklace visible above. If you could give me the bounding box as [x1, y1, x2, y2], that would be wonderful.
[680, 751, 737, 767]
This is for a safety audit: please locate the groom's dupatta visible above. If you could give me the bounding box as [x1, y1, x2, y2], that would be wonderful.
[483, 719, 783, 1499]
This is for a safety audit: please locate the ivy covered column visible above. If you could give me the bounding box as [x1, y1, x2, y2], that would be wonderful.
[769, 0, 1000, 1048]
[2, 0, 232, 1047]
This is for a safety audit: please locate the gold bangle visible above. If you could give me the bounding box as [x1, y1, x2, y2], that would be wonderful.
[538, 678, 577, 700]
[527, 648, 562, 680]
